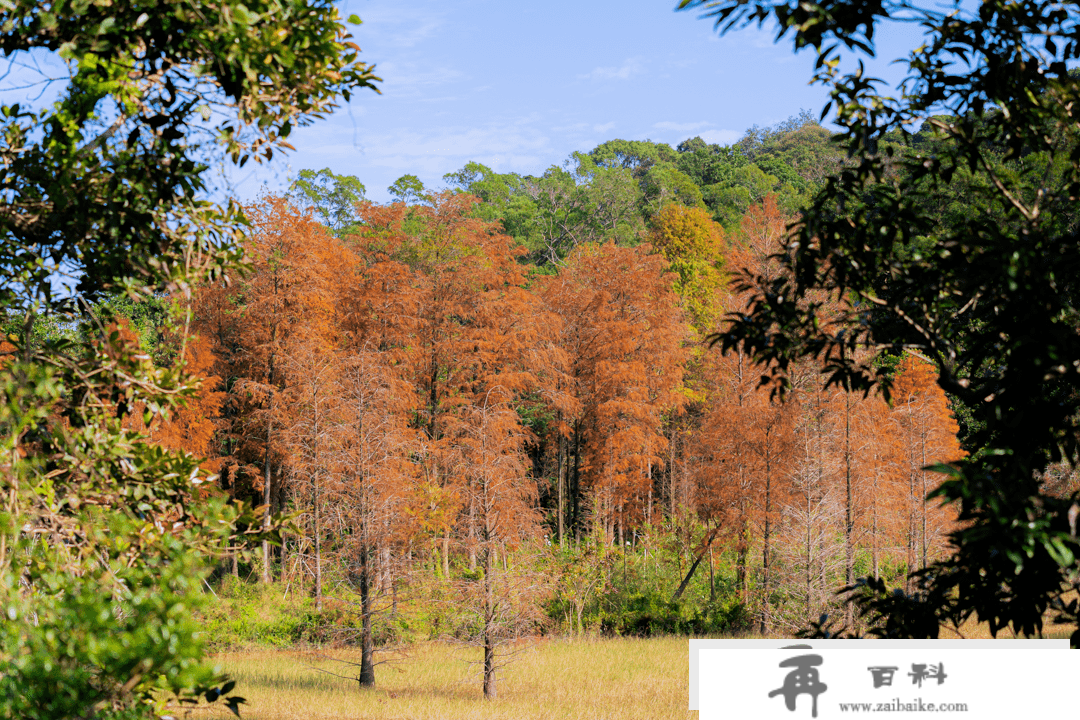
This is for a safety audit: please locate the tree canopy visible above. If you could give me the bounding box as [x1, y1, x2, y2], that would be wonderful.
[0, 0, 379, 716]
[681, 0, 1080, 642]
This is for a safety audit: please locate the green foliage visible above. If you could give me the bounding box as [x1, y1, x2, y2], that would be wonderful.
[588, 139, 679, 172]
[0, 0, 379, 714]
[682, 0, 1080, 643]
[673, 119, 834, 231]
[641, 163, 706, 215]
[290, 168, 367, 234]
[0, 518, 230, 719]
[389, 174, 428, 205]
[544, 532, 751, 638]
[87, 294, 178, 366]
[200, 579, 321, 650]
[443, 162, 542, 248]
[1, 0, 378, 309]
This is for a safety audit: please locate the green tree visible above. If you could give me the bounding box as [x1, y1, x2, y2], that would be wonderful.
[681, 0, 1080, 643]
[640, 162, 706, 216]
[388, 173, 428, 204]
[443, 162, 542, 249]
[648, 204, 725, 333]
[0, 0, 379, 716]
[588, 138, 679, 174]
[290, 167, 367, 234]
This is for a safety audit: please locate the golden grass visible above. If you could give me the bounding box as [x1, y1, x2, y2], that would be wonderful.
[173, 620, 1071, 719]
[182, 637, 695, 720]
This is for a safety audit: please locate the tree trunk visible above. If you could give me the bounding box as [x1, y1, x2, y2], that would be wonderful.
[468, 501, 477, 571]
[571, 425, 581, 542]
[872, 483, 879, 578]
[557, 417, 565, 547]
[708, 545, 716, 602]
[381, 542, 392, 594]
[805, 481, 812, 625]
[921, 436, 928, 570]
[482, 483, 497, 699]
[762, 445, 773, 634]
[672, 526, 719, 603]
[262, 418, 274, 582]
[736, 540, 748, 602]
[442, 529, 450, 578]
[359, 541, 375, 687]
[844, 393, 854, 629]
[313, 471, 322, 612]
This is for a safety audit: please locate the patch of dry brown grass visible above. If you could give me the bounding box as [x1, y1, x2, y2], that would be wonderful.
[177, 636, 695, 720]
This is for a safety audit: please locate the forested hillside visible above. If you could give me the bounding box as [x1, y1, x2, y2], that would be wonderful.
[44, 114, 1024, 692]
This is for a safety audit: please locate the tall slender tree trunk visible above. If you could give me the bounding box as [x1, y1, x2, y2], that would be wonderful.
[921, 436, 928, 570]
[359, 540, 375, 687]
[762, 445, 773, 634]
[557, 415, 566, 547]
[571, 425, 581, 542]
[844, 394, 854, 629]
[646, 461, 653, 526]
[381, 542, 392, 594]
[805, 481, 813, 625]
[906, 463, 916, 594]
[262, 420, 273, 584]
[872, 479, 880, 578]
[262, 315, 278, 584]
[442, 528, 450, 578]
[468, 500, 477, 571]
[482, 469, 497, 699]
[313, 471, 322, 612]
[708, 545, 716, 601]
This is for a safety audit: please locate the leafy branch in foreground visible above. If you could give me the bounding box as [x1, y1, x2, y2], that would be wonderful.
[0, 0, 380, 716]
[680, 0, 1080, 642]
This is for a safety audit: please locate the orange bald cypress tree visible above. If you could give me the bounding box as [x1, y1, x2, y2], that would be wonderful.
[890, 354, 963, 586]
[281, 330, 342, 611]
[689, 195, 800, 612]
[445, 396, 540, 699]
[333, 345, 419, 687]
[147, 334, 226, 473]
[194, 196, 350, 582]
[541, 242, 689, 543]
[347, 192, 548, 576]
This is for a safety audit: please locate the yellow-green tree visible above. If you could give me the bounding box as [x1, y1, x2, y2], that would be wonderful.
[648, 204, 725, 334]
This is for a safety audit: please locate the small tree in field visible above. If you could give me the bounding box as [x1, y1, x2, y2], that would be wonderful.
[335, 346, 419, 687]
[449, 395, 542, 700]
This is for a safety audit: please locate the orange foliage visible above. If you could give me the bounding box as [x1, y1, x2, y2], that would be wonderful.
[542, 242, 690, 535]
[149, 334, 226, 472]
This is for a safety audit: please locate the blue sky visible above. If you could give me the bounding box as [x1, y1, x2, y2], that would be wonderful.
[233, 0, 927, 203]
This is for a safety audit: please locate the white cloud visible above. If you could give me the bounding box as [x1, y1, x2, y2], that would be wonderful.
[376, 61, 466, 100]
[699, 129, 741, 145]
[653, 121, 712, 133]
[593, 121, 616, 134]
[305, 119, 554, 182]
[651, 122, 741, 145]
[579, 58, 642, 81]
[353, 6, 447, 49]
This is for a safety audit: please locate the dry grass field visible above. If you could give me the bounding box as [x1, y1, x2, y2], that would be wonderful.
[178, 636, 695, 720]
[172, 619, 1071, 720]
